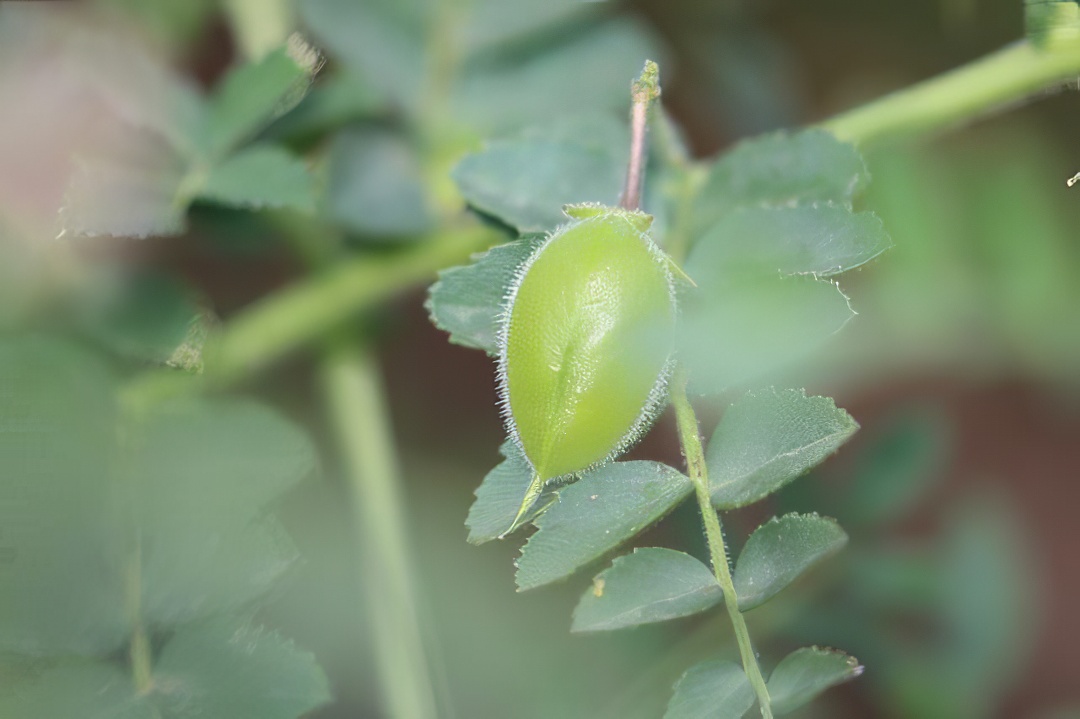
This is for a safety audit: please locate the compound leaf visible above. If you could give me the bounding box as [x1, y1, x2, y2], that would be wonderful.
[707, 388, 858, 508]
[326, 128, 432, 237]
[465, 440, 557, 544]
[767, 647, 863, 715]
[690, 205, 891, 279]
[452, 114, 628, 233]
[199, 145, 315, 212]
[203, 37, 320, 157]
[665, 660, 755, 719]
[426, 238, 537, 355]
[733, 513, 848, 611]
[153, 617, 331, 719]
[692, 129, 869, 239]
[130, 398, 317, 626]
[0, 336, 129, 656]
[515, 461, 692, 591]
[0, 662, 152, 719]
[572, 548, 722, 632]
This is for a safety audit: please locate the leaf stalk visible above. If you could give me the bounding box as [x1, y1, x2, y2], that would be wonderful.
[671, 368, 774, 718]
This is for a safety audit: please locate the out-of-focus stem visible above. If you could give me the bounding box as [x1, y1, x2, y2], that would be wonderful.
[820, 39, 1080, 146]
[319, 343, 439, 719]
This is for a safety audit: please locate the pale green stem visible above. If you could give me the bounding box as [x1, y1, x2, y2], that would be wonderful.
[319, 343, 439, 719]
[820, 39, 1080, 146]
[670, 369, 773, 719]
[126, 534, 153, 695]
[199, 224, 500, 387]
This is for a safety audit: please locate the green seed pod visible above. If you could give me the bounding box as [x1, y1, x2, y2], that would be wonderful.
[496, 203, 678, 530]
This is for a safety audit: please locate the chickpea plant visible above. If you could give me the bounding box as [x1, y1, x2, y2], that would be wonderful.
[428, 63, 890, 718]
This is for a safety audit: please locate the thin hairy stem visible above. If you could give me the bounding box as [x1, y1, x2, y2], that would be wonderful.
[621, 60, 662, 211]
[671, 369, 773, 718]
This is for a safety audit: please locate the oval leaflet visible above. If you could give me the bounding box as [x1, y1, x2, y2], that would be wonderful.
[496, 203, 678, 532]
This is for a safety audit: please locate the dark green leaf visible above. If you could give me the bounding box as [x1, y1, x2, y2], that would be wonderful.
[452, 114, 628, 233]
[130, 399, 317, 626]
[153, 617, 331, 719]
[0, 662, 153, 719]
[300, 0, 425, 109]
[465, 440, 558, 544]
[426, 238, 537, 355]
[733, 513, 847, 611]
[707, 389, 858, 508]
[326, 128, 432, 237]
[572, 548, 722, 632]
[199, 145, 315, 212]
[0, 336, 129, 656]
[690, 205, 891, 279]
[203, 37, 320, 157]
[453, 18, 663, 133]
[767, 646, 862, 715]
[516, 462, 692, 591]
[74, 270, 202, 365]
[665, 660, 755, 719]
[692, 129, 869, 239]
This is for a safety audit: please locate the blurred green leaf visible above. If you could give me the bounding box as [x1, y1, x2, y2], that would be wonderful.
[452, 114, 628, 233]
[690, 205, 891, 279]
[571, 548, 722, 632]
[199, 145, 316, 212]
[264, 71, 385, 142]
[516, 462, 692, 591]
[733, 513, 847, 611]
[129, 399, 317, 626]
[465, 440, 558, 544]
[59, 123, 188, 238]
[457, 0, 600, 55]
[453, 18, 663, 133]
[73, 270, 202, 365]
[692, 130, 869, 240]
[300, 0, 425, 109]
[326, 128, 432, 237]
[664, 659, 755, 719]
[767, 646, 862, 715]
[153, 617, 331, 718]
[202, 37, 320, 158]
[677, 276, 855, 395]
[840, 410, 949, 526]
[0, 661, 152, 719]
[426, 238, 536, 355]
[706, 389, 858, 508]
[0, 336, 129, 656]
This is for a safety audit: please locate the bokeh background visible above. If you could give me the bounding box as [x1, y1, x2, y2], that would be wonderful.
[1, 1, 1079, 717]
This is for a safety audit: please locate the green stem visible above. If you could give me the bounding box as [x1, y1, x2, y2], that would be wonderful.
[126, 535, 153, 695]
[319, 342, 439, 719]
[203, 224, 500, 387]
[670, 369, 773, 719]
[820, 39, 1080, 146]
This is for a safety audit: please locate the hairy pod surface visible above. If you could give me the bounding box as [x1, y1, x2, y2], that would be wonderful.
[497, 204, 677, 483]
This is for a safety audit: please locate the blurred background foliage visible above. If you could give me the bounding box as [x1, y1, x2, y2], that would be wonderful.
[1, 0, 1079, 717]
